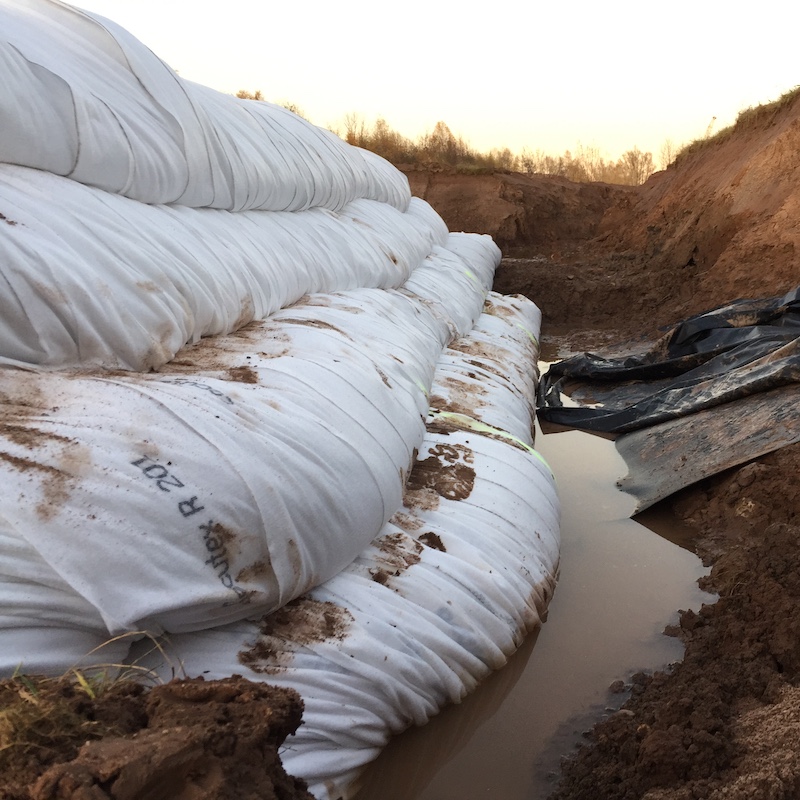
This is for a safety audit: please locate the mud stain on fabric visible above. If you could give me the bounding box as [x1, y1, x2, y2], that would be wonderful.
[0, 423, 72, 449]
[0, 451, 73, 521]
[238, 598, 353, 675]
[277, 318, 352, 339]
[236, 559, 271, 583]
[227, 366, 259, 384]
[369, 532, 423, 586]
[405, 443, 476, 503]
[419, 531, 446, 552]
[389, 511, 424, 531]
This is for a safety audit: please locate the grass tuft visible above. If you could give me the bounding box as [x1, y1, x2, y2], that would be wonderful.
[0, 632, 174, 777]
[675, 85, 800, 163]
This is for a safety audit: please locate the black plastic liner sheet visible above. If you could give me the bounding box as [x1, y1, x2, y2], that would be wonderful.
[537, 286, 800, 434]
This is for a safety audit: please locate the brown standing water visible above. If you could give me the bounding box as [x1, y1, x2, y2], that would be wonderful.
[352, 364, 712, 800]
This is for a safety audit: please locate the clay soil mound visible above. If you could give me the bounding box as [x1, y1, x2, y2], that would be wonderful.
[0, 676, 313, 800]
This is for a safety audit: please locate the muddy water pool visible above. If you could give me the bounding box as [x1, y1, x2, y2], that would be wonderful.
[352, 390, 713, 799]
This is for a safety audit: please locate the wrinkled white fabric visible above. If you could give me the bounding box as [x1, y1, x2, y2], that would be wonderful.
[0, 0, 409, 210]
[0, 5, 560, 798]
[132, 295, 560, 800]
[0, 238, 499, 667]
[0, 166, 447, 370]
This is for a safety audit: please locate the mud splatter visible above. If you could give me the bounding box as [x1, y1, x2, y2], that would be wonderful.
[286, 539, 302, 581]
[0, 211, 19, 226]
[368, 532, 424, 586]
[484, 295, 525, 320]
[405, 443, 476, 503]
[202, 522, 242, 562]
[425, 416, 533, 453]
[277, 318, 350, 338]
[419, 531, 446, 552]
[236, 559, 271, 583]
[442, 376, 488, 396]
[305, 296, 366, 315]
[429, 393, 485, 419]
[227, 366, 259, 384]
[462, 357, 509, 381]
[238, 598, 353, 674]
[376, 368, 392, 388]
[0, 450, 73, 522]
[0, 424, 72, 449]
[389, 510, 424, 531]
[402, 485, 440, 511]
[0, 451, 64, 478]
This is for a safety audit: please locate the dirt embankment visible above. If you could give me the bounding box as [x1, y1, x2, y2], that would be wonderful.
[0, 676, 313, 800]
[416, 91, 800, 342]
[403, 168, 633, 256]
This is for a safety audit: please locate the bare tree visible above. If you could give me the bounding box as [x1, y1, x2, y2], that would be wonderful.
[659, 138, 678, 170]
[620, 146, 655, 185]
[422, 121, 460, 165]
[342, 112, 367, 147]
[235, 89, 264, 101]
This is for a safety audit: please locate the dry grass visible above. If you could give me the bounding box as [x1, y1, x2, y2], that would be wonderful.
[676, 85, 800, 163]
[0, 633, 174, 783]
[0, 672, 113, 764]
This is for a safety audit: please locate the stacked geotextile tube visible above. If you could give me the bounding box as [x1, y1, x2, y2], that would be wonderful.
[0, 1, 560, 797]
[132, 292, 560, 799]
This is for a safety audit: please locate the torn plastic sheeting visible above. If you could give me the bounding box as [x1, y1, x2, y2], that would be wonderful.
[0, 0, 410, 211]
[538, 285, 800, 434]
[131, 296, 559, 800]
[617, 385, 800, 513]
[0, 165, 447, 370]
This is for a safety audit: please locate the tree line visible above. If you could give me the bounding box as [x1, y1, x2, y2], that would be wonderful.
[236, 91, 669, 186]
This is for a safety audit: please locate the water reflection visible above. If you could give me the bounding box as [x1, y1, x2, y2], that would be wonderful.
[352, 423, 712, 800]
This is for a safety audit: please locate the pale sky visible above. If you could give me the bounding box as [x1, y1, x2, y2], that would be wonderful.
[79, 0, 798, 164]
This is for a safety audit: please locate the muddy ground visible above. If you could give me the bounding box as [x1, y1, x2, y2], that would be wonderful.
[550, 441, 800, 800]
[0, 676, 314, 800]
[3, 89, 800, 798]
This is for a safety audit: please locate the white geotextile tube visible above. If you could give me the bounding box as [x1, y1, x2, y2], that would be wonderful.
[0, 8, 561, 798]
[131, 293, 560, 799]
[428, 292, 542, 443]
[0, 0, 409, 211]
[0, 165, 446, 370]
[0, 234, 499, 673]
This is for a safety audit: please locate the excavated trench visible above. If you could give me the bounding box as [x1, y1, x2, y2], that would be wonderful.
[351, 333, 712, 800]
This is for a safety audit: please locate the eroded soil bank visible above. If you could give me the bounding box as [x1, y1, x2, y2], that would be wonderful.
[551, 443, 800, 800]
[0, 677, 314, 800]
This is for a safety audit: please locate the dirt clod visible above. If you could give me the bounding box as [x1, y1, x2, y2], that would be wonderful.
[0, 676, 312, 800]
